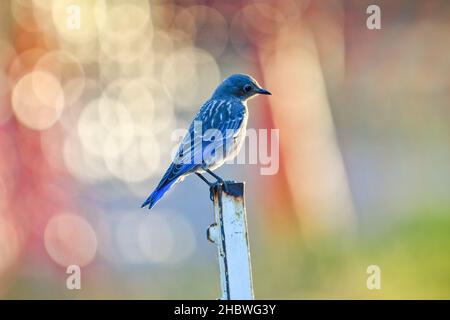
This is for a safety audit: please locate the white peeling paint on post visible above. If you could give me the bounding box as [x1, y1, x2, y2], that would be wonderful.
[207, 182, 254, 300]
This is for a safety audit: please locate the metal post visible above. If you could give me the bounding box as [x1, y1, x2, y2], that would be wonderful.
[207, 182, 254, 300]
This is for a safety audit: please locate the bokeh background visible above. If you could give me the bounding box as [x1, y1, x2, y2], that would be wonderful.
[0, 0, 449, 299]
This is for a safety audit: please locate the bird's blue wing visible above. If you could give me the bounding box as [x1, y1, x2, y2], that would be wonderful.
[175, 99, 245, 166]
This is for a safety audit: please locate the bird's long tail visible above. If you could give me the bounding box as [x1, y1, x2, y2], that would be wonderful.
[141, 179, 177, 210]
[141, 163, 193, 210]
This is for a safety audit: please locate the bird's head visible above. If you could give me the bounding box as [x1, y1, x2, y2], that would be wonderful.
[212, 74, 271, 101]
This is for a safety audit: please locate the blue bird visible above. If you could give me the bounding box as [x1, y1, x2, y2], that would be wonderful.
[141, 74, 271, 209]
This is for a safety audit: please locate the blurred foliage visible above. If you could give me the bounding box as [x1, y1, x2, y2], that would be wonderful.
[252, 205, 450, 299]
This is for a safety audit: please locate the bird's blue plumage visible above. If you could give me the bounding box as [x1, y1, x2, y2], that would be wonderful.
[176, 99, 245, 166]
[141, 74, 270, 209]
[141, 99, 244, 209]
[141, 162, 196, 209]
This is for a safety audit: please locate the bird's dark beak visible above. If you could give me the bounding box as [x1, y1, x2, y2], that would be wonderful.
[257, 88, 271, 95]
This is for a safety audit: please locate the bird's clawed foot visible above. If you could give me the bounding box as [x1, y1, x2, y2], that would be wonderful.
[209, 180, 235, 201]
[196, 171, 235, 201]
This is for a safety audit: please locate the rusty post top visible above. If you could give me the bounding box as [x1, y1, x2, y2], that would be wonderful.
[212, 182, 244, 198]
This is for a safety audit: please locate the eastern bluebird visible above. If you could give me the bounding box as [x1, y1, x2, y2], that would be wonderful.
[141, 74, 271, 209]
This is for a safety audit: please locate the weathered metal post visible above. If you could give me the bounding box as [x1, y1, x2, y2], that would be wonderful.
[207, 182, 254, 300]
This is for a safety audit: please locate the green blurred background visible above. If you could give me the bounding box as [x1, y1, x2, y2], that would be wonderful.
[0, 0, 449, 299]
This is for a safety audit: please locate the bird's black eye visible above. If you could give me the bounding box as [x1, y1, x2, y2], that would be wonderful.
[243, 84, 252, 93]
